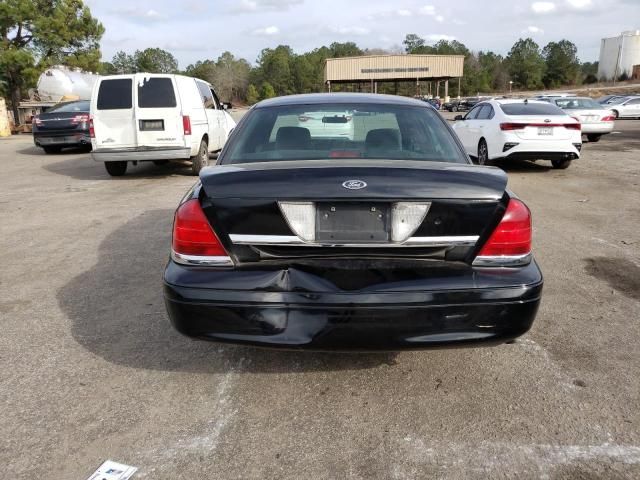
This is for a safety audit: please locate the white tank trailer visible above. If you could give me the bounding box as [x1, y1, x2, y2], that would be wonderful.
[36, 66, 100, 102]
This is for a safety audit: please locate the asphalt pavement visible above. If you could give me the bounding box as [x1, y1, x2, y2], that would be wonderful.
[1, 110, 639, 479]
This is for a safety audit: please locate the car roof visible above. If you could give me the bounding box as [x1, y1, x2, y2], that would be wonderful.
[255, 93, 429, 109]
[494, 99, 551, 105]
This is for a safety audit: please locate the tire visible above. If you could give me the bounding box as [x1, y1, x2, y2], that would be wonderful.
[104, 161, 128, 176]
[587, 134, 601, 143]
[477, 139, 492, 166]
[551, 158, 572, 169]
[452, 106, 458, 112]
[153, 160, 169, 166]
[43, 146, 62, 154]
[190, 139, 209, 176]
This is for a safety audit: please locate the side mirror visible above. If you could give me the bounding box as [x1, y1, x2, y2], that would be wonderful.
[454, 115, 464, 121]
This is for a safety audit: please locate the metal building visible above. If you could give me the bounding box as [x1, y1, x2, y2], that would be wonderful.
[324, 54, 464, 99]
[598, 30, 640, 81]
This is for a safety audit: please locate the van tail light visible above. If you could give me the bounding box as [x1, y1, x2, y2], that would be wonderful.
[171, 199, 233, 267]
[89, 117, 95, 138]
[182, 115, 192, 136]
[473, 198, 532, 267]
[500, 123, 526, 131]
[601, 115, 615, 122]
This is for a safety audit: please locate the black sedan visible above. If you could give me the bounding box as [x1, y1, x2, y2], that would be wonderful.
[163, 93, 543, 351]
[32, 100, 91, 154]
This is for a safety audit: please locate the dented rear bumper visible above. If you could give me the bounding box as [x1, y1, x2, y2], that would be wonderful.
[163, 260, 543, 351]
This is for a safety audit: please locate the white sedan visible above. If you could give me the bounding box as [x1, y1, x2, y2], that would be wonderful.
[609, 96, 640, 119]
[452, 99, 582, 169]
[543, 97, 615, 143]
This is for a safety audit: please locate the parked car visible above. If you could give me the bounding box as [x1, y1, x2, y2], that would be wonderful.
[597, 95, 625, 104]
[163, 93, 543, 350]
[32, 100, 91, 154]
[608, 96, 640, 119]
[90, 73, 236, 176]
[426, 98, 441, 110]
[295, 110, 355, 139]
[452, 99, 581, 169]
[442, 99, 464, 112]
[540, 96, 615, 142]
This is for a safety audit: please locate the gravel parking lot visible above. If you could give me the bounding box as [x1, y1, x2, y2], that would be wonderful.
[1, 109, 639, 479]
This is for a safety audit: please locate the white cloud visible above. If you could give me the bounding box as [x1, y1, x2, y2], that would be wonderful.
[566, 0, 593, 9]
[419, 5, 436, 15]
[327, 25, 371, 35]
[231, 0, 303, 13]
[109, 7, 168, 22]
[396, 9, 412, 16]
[435, 15, 445, 22]
[531, 1, 557, 13]
[251, 25, 280, 36]
[524, 25, 544, 34]
[426, 34, 456, 42]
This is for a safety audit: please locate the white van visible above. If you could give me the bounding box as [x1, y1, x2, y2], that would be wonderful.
[90, 73, 236, 176]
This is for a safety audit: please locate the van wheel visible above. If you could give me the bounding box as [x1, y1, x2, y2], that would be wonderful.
[587, 134, 601, 143]
[191, 139, 209, 176]
[43, 146, 62, 154]
[551, 159, 572, 169]
[104, 161, 128, 176]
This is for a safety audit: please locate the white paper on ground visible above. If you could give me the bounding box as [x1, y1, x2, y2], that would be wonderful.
[87, 460, 138, 480]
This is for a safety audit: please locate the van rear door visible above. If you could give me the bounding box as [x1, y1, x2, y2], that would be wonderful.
[134, 75, 184, 149]
[93, 77, 137, 149]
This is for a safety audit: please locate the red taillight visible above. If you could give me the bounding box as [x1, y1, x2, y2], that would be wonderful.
[477, 199, 532, 258]
[182, 115, 192, 136]
[564, 122, 581, 131]
[601, 115, 615, 122]
[89, 117, 95, 138]
[172, 199, 228, 257]
[500, 123, 526, 131]
[72, 114, 89, 123]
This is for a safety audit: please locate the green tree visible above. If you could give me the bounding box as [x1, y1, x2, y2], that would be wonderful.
[580, 61, 598, 84]
[329, 42, 363, 58]
[184, 59, 216, 82]
[260, 81, 276, 100]
[543, 40, 580, 88]
[246, 84, 259, 104]
[134, 48, 178, 73]
[506, 38, 546, 90]
[110, 50, 136, 74]
[403, 34, 425, 53]
[0, 0, 104, 120]
[254, 46, 294, 96]
[213, 51, 250, 101]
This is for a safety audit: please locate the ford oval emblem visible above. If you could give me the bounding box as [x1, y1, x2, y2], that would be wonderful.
[342, 179, 367, 190]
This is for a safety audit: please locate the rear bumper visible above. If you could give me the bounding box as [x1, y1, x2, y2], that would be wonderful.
[163, 261, 543, 351]
[33, 131, 91, 147]
[91, 146, 190, 162]
[580, 123, 614, 134]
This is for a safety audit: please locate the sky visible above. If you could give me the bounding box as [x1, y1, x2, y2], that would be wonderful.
[86, 0, 640, 68]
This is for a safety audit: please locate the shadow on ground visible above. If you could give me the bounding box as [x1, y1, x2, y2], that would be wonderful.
[57, 209, 396, 374]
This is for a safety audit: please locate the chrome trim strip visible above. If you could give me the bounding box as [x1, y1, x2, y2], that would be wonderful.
[472, 253, 532, 267]
[171, 251, 234, 267]
[229, 234, 479, 248]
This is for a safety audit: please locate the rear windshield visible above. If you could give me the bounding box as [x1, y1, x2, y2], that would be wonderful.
[137, 77, 176, 108]
[554, 98, 602, 110]
[97, 79, 132, 110]
[499, 102, 565, 116]
[221, 103, 466, 165]
[49, 101, 90, 113]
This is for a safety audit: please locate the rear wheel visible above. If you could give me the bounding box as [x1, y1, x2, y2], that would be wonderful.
[191, 139, 209, 176]
[551, 158, 572, 169]
[43, 146, 62, 154]
[587, 134, 601, 143]
[452, 105, 458, 112]
[477, 139, 492, 166]
[104, 161, 128, 176]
